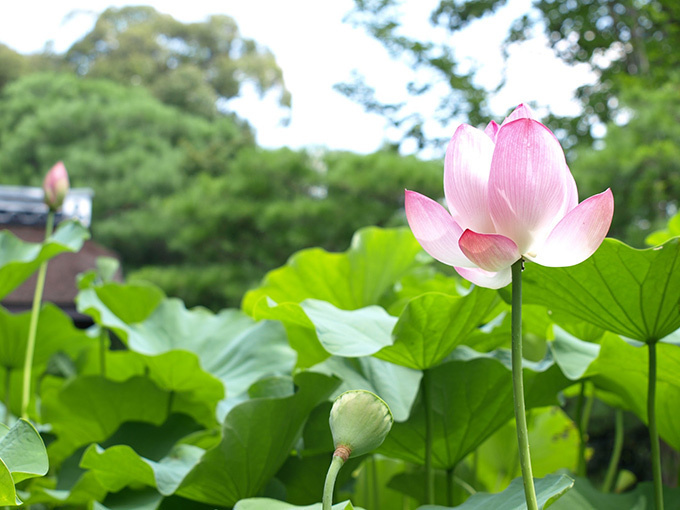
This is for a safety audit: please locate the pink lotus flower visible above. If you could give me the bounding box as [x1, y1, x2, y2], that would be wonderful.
[43, 161, 70, 211]
[405, 104, 614, 288]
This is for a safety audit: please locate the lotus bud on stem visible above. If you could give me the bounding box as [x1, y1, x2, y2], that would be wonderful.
[21, 162, 70, 419]
[322, 390, 393, 510]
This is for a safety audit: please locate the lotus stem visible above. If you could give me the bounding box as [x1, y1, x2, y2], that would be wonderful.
[423, 369, 435, 504]
[322, 453, 345, 510]
[576, 381, 594, 476]
[3, 368, 10, 424]
[511, 259, 538, 510]
[99, 328, 107, 377]
[446, 466, 454, 506]
[21, 210, 55, 419]
[648, 341, 664, 510]
[602, 409, 624, 493]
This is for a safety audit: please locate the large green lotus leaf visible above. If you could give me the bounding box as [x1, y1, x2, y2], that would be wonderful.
[309, 356, 421, 422]
[375, 288, 499, 370]
[27, 415, 201, 507]
[0, 418, 48, 483]
[0, 303, 92, 417]
[450, 348, 571, 409]
[77, 293, 296, 412]
[385, 266, 464, 316]
[0, 458, 17, 505]
[41, 375, 173, 465]
[235, 500, 361, 510]
[297, 299, 396, 357]
[96, 488, 218, 510]
[255, 297, 396, 360]
[22, 469, 107, 507]
[81, 443, 204, 495]
[379, 348, 569, 469]
[417, 474, 573, 509]
[0, 303, 92, 369]
[0, 419, 49, 505]
[585, 335, 680, 450]
[249, 300, 329, 368]
[175, 371, 339, 506]
[78, 281, 165, 325]
[523, 237, 680, 343]
[242, 227, 424, 313]
[551, 330, 680, 450]
[79, 349, 224, 428]
[0, 220, 89, 299]
[549, 327, 601, 381]
[548, 477, 680, 509]
[475, 407, 579, 493]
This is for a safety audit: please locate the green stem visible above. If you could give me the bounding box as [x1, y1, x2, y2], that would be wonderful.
[370, 455, 379, 510]
[322, 454, 345, 510]
[423, 369, 435, 505]
[577, 381, 595, 477]
[99, 328, 107, 377]
[446, 467, 454, 507]
[21, 211, 54, 419]
[602, 409, 624, 493]
[511, 259, 538, 510]
[575, 381, 586, 476]
[648, 341, 664, 510]
[3, 368, 10, 424]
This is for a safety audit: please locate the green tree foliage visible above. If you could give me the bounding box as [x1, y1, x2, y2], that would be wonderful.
[0, 72, 443, 309]
[343, 0, 680, 148]
[570, 77, 680, 246]
[65, 6, 291, 117]
[338, 0, 493, 151]
[0, 44, 28, 90]
[0, 72, 251, 293]
[130, 148, 442, 308]
[515, 0, 680, 146]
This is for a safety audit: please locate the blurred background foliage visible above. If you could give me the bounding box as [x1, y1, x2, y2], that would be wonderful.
[0, 2, 678, 308]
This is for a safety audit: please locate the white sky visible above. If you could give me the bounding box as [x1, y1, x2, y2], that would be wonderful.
[0, 0, 594, 156]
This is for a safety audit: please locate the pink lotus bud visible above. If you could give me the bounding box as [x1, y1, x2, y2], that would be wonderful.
[405, 104, 614, 288]
[43, 161, 70, 211]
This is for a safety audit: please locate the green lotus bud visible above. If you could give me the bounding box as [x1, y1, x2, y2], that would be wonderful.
[329, 390, 393, 460]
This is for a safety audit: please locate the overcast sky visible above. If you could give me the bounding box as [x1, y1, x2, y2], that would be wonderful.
[0, 1, 594, 156]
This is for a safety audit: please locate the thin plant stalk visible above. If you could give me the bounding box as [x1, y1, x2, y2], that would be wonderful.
[20, 211, 55, 419]
[511, 259, 538, 510]
[575, 381, 586, 476]
[648, 341, 664, 510]
[576, 381, 595, 477]
[423, 369, 435, 505]
[602, 409, 624, 493]
[322, 454, 345, 510]
[446, 466, 455, 507]
[370, 455, 379, 510]
[3, 368, 10, 424]
[99, 328, 108, 377]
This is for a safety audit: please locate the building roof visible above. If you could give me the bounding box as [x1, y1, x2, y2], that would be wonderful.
[0, 185, 120, 326]
[0, 185, 93, 227]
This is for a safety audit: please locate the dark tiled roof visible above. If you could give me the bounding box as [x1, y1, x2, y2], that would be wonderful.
[0, 186, 120, 326]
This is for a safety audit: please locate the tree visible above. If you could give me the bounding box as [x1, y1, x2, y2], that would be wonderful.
[570, 76, 680, 246]
[0, 72, 443, 309]
[338, 0, 494, 152]
[0, 72, 253, 265]
[131, 147, 443, 308]
[65, 6, 291, 118]
[341, 0, 680, 150]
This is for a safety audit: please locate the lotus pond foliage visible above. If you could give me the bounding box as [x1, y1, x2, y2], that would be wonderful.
[0, 202, 679, 508]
